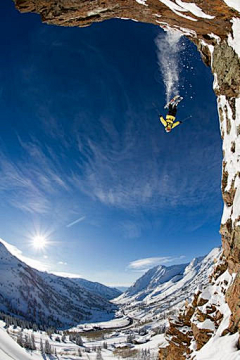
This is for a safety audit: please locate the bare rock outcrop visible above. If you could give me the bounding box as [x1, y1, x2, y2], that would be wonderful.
[12, 0, 240, 358]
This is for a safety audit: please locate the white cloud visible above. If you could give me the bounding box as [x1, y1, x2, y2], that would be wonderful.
[128, 255, 186, 271]
[58, 261, 67, 265]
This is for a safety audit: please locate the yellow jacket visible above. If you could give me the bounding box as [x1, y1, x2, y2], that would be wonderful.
[160, 115, 181, 130]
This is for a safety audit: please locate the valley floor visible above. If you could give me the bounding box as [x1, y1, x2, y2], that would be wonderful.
[0, 318, 166, 360]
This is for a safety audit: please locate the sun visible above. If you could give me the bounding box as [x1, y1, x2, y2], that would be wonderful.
[32, 235, 48, 250]
[27, 226, 54, 251]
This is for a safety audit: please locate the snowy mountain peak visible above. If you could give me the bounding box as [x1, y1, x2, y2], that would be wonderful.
[125, 263, 188, 299]
[183, 256, 204, 275]
[114, 248, 222, 323]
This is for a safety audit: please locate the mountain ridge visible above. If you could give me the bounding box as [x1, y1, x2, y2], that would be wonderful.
[71, 277, 121, 300]
[114, 248, 221, 323]
[0, 241, 116, 328]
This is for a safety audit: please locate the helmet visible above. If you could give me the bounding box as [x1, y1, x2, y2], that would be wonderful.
[165, 127, 172, 133]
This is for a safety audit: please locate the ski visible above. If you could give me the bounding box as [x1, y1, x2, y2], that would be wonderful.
[164, 95, 183, 109]
[180, 115, 192, 123]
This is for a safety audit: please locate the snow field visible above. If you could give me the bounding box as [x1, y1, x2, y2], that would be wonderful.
[193, 333, 240, 360]
[159, 0, 197, 21]
[175, 0, 215, 19]
[71, 316, 130, 332]
[158, 0, 214, 21]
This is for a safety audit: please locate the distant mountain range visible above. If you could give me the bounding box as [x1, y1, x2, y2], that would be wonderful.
[72, 278, 121, 300]
[116, 286, 129, 293]
[0, 242, 117, 328]
[0, 239, 221, 330]
[114, 247, 221, 321]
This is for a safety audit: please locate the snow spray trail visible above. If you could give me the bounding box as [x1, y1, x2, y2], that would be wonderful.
[155, 30, 182, 104]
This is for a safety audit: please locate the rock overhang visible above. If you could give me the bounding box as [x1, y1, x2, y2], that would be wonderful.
[14, 0, 237, 41]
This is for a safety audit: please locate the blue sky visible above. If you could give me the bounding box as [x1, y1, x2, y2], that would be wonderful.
[0, 0, 222, 286]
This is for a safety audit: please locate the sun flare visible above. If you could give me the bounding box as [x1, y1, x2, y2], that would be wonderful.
[32, 235, 48, 250]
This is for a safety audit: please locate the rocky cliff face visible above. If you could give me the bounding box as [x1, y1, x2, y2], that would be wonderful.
[14, 0, 236, 39]
[13, 0, 240, 358]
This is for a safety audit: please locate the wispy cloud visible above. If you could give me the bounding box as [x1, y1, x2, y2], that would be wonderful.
[128, 255, 186, 271]
[0, 80, 221, 220]
[66, 216, 86, 228]
[120, 221, 142, 239]
[71, 122, 163, 210]
[0, 136, 69, 214]
[71, 122, 221, 212]
[0, 118, 221, 218]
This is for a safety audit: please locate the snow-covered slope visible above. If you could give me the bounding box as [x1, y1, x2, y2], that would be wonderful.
[0, 321, 38, 360]
[119, 263, 188, 301]
[72, 278, 121, 300]
[0, 242, 116, 328]
[114, 248, 221, 321]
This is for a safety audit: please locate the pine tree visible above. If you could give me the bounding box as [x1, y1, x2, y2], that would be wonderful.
[24, 334, 30, 349]
[78, 348, 82, 357]
[55, 336, 61, 342]
[102, 342, 108, 349]
[126, 333, 135, 343]
[44, 339, 52, 355]
[96, 348, 103, 360]
[17, 332, 24, 348]
[76, 334, 83, 346]
[40, 338, 44, 354]
[30, 333, 36, 350]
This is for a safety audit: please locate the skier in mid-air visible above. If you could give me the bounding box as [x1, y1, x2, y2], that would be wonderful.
[160, 95, 182, 133]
